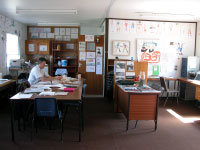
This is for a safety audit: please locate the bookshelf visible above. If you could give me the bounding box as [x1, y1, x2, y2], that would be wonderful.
[52, 40, 78, 77]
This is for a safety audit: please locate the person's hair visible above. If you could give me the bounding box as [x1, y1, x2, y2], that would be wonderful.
[38, 57, 47, 64]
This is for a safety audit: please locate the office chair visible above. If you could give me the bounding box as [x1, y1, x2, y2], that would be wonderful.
[63, 83, 87, 142]
[31, 98, 63, 141]
[160, 77, 179, 106]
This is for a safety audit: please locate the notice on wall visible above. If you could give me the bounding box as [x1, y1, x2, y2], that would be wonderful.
[39, 45, 47, 51]
[96, 57, 102, 75]
[28, 44, 34, 52]
[39, 33, 47, 38]
[65, 28, 71, 35]
[86, 58, 95, 66]
[31, 33, 38, 38]
[71, 33, 78, 39]
[60, 28, 65, 35]
[47, 33, 54, 38]
[63, 36, 71, 41]
[54, 28, 60, 35]
[87, 52, 95, 58]
[79, 52, 86, 61]
[85, 35, 94, 42]
[79, 42, 85, 51]
[86, 66, 95, 72]
[96, 47, 103, 57]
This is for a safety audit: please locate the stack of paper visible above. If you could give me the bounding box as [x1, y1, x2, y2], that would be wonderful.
[24, 88, 44, 93]
[55, 92, 68, 95]
[18, 93, 33, 98]
[39, 92, 55, 96]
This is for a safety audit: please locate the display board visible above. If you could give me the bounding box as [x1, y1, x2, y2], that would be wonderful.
[108, 19, 196, 77]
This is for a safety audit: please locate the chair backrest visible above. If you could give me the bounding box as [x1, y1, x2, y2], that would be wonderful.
[34, 98, 57, 117]
[16, 80, 31, 93]
[82, 84, 87, 98]
[160, 77, 168, 92]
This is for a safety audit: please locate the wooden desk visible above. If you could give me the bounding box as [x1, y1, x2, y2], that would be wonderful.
[178, 78, 200, 101]
[10, 80, 83, 142]
[116, 84, 160, 131]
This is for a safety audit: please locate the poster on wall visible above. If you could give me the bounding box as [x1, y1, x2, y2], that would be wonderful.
[137, 39, 160, 63]
[113, 40, 130, 56]
[79, 42, 85, 51]
[96, 57, 102, 75]
[79, 52, 86, 61]
[96, 47, 103, 57]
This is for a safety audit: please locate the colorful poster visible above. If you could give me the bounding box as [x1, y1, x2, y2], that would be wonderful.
[87, 52, 95, 58]
[86, 66, 95, 72]
[86, 58, 95, 66]
[137, 39, 160, 63]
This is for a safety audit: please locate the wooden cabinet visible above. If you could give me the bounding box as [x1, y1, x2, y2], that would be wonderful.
[195, 86, 200, 101]
[52, 41, 78, 77]
[25, 40, 50, 55]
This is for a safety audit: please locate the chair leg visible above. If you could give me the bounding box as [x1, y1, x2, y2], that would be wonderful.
[164, 93, 169, 107]
[81, 103, 84, 131]
[79, 104, 81, 142]
[176, 92, 179, 105]
[134, 120, 138, 128]
[31, 118, 34, 141]
[60, 119, 63, 142]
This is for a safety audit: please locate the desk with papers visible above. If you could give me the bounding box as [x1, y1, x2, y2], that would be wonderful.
[116, 84, 160, 131]
[9, 79, 83, 142]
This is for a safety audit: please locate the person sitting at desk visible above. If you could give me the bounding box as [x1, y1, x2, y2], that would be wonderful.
[28, 57, 62, 85]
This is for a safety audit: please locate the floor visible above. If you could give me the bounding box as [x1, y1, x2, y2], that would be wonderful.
[0, 97, 200, 150]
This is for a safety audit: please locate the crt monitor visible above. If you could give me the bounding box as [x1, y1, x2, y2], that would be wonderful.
[194, 72, 200, 80]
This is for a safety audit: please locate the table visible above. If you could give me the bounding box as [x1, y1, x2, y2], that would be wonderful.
[0, 80, 16, 92]
[116, 84, 160, 131]
[9, 80, 83, 142]
[178, 78, 200, 101]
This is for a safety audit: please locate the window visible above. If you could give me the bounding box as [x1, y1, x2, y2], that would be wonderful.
[6, 33, 20, 67]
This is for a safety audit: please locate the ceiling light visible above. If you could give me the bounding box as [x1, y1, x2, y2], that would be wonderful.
[16, 9, 77, 15]
[37, 22, 80, 26]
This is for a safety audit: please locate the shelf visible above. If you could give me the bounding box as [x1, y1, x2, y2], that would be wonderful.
[55, 58, 77, 60]
[53, 49, 76, 51]
[108, 65, 114, 67]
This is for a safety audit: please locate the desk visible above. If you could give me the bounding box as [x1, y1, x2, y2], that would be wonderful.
[116, 84, 160, 131]
[178, 78, 200, 101]
[9, 80, 83, 142]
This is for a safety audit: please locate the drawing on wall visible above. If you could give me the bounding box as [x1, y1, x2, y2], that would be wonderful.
[137, 39, 160, 63]
[113, 40, 130, 56]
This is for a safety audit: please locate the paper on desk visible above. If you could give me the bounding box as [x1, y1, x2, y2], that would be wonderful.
[24, 88, 44, 93]
[39, 92, 55, 96]
[55, 92, 68, 95]
[18, 93, 33, 98]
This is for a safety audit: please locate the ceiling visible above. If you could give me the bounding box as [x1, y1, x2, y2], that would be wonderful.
[0, 0, 200, 27]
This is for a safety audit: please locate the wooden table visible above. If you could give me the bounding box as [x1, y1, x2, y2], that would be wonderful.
[0, 80, 16, 92]
[116, 84, 160, 131]
[9, 80, 83, 142]
[178, 78, 200, 101]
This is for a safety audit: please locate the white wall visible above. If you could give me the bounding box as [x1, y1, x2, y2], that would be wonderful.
[0, 14, 27, 76]
[80, 26, 103, 35]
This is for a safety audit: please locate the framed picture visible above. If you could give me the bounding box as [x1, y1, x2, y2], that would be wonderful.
[113, 40, 130, 56]
[87, 42, 95, 51]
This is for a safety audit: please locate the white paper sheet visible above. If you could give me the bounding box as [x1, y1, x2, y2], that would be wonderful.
[47, 33, 54, 38]
[79, 52, 86, 61]
[79, 42, 85, 51]
[39, 33, 47, 38]
[96, 57, 102, 75]
[39, 92, 55, 96]
[60, 28, 65, 35]
[55, 92, 68, 95]
[65, 28, 71, 35]
[87, 52, 95, 58]
[85, 35, 94, 42]
[54, 28, 60, 35]
[18, 93, 33, 99]
[28, 44, 34, 52]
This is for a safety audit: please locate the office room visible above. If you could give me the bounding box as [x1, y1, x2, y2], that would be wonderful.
[1, 0, 200, 149]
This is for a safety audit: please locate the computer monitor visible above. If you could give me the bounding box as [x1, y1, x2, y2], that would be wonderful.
[194, 72, 200, 80]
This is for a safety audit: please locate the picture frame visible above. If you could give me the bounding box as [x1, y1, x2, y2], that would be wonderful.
[113, 40, 130, 56]
[87, 42, 95, 51]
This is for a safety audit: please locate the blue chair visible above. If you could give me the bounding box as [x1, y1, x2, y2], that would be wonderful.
[31, 98, 63, 141]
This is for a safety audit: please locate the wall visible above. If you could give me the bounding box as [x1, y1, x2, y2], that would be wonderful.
[80, 26, 103, 35]
[108, 19, 196, 78]
[0, 14, 27, 76]
[196, 22, 200, 57]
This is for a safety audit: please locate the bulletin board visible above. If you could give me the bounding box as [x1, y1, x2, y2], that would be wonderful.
[108, 19, 196, 78]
